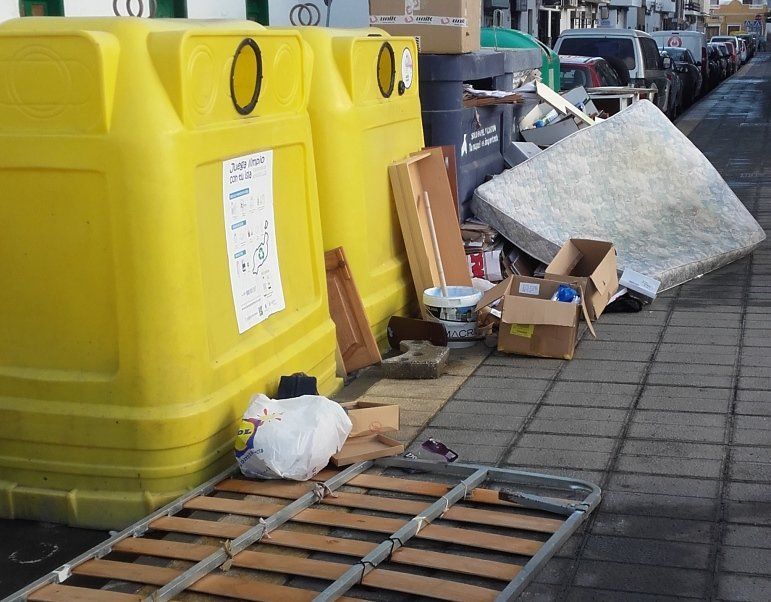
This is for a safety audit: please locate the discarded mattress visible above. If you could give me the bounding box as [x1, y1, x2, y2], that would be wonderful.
[472, 100, 766, 291]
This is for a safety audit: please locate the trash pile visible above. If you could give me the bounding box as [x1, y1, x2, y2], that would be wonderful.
[236, 377, 406, 477]
[233, 55, 764, 483]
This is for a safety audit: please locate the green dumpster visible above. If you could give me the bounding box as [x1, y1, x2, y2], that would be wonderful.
[481, 27, 560, 92]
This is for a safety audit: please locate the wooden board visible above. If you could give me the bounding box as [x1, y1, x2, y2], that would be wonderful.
[330, 434, 405, 466]
[389, 149, 471, 314]
[183, 495, 543, 556]
[113, 538, 499, 602]
[29, 585, 142, 601]
[535, 81, 595, 126]
[438, 145, 459, 219]
[72, 559, 359, 602]
[314, 470, 570, 508]
[216, 478, 562, 533]
[148, 516, 521, 582]
[325, 246, 381, 374]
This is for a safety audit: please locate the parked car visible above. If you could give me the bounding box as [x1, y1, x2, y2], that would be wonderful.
[662, 47, 703, 105]
[558, 55, 623, 91]
[714, 42, 734, 76]
[651, 30, 709, 92]
[737, 39, 748, 64]
[724, 41, 740, 72]
[554, 29, 671, 116]
[711, 36, 741, 72]
[737, 33, 757, 59]
[705, 46, 721, 90]
[660, 51, 683, 118]
[708, 43, 728, 84]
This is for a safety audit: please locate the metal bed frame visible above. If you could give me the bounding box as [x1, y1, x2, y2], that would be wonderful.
[4, 457, 601, 602]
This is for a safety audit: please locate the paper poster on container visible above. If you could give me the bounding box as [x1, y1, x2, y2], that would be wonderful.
[223, 150, 285, 333]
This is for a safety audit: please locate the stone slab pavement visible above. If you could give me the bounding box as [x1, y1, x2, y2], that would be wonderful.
[409, 54, 769, 601]
[346, 54, 771, 601]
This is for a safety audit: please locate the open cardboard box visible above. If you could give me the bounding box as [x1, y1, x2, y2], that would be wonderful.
[545, 239, 619, 320]
[476, 275, 595, 359]
[340, 400, 400, 438]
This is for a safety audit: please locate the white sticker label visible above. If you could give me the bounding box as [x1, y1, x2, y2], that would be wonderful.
[223, 150, 285, 334]
[519, 282, 540, 295]
[401, 47, 414, 89]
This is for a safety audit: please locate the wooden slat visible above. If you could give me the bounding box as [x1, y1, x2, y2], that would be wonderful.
[114, 538, 499, 602]
[150, 516, 521, 581]
[216, 479, 561, 533]
[72, 559, 359, 602]
[314, 470, 567, 508]
[184, 496, 542, 556]
[28, 584, 142, 602]
[267, 530, 522, 582]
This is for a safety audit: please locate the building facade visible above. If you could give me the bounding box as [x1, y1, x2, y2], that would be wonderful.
[706, 0, 768, 37]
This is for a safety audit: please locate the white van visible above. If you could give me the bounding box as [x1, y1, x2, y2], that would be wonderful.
[651, 31, 709, 93]
[554, 29, 671, 115]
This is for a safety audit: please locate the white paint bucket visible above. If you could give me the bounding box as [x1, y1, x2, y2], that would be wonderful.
[423, 286, 483, 349]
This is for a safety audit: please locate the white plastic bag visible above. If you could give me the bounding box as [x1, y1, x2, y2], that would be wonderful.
[234, 394, 351, 480]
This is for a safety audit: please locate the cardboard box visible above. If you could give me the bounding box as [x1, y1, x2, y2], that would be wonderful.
[546, 239, 619, 320]
[369, 0, 481, 54]
[619, 268, 660, 302]
[331, 434, 405, 466]
[476, 275, 595, 359]
[340, 401, 400, 438]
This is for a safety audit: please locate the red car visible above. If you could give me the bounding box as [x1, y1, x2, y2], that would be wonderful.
[559, 55, 623, 91]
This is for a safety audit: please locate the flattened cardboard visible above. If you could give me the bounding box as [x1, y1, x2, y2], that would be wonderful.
[340, 401, 400, 438]
[476, 275, 591, 359]
[545, 239, 619, 320]
[389, 149, 472, 318]
[330, 434, 405, 466]
[369, 0, 481, 54]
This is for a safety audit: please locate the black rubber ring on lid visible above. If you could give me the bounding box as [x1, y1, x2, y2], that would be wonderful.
[230, 38, 263, 116]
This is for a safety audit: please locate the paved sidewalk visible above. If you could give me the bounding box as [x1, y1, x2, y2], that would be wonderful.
[409, 55, 771, 600]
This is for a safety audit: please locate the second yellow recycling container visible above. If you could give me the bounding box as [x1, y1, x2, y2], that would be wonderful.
[0, 17, 338, 529]
[300, 28, 424, 346]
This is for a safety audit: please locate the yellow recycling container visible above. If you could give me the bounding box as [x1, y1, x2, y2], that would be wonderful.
[299, 28, 424, 346]
[0, 17, 339, 529]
